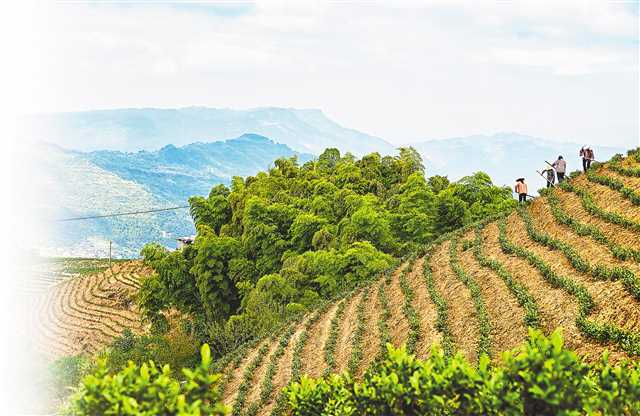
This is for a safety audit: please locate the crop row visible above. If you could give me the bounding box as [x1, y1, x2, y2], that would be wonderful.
[547, 191, 640, 263]
[323, 300, 348, 377]
[398, 256, 421, 354]
[423, 249, 455, 358]
[231, 341, 272, 416]
[347, 287, 370, 375]
[586, 168, 640, 206]
[559, 182, 640, 233]
[609, 162, 640, 178]
[244, 325, 297, 416]
[472, 225, 540, 329]
[448, 237, 492, 360]
[518, 207, 640, 302]
[498, 218, 640, 356]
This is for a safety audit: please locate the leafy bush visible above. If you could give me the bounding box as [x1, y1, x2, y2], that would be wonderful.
[65, 344, 227, 415]
[286, 330, 640, 415]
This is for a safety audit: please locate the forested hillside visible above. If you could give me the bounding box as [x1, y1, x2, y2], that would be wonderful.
[138, 147, 516, 353]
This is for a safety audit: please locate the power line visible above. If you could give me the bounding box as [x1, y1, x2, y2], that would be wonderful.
[56, 205, 191, 222]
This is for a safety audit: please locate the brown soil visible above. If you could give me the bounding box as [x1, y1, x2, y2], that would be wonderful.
[222, 339, 271, 407]
[333, 291, 363, 373]
[529, 198, 640, 276]
[243, 337, 282, 413]
[508, 210, 640, 334]
[356, 284, 381, 377]
[430, 241, 479, 363]
[299, 303, 340, 379]
[386, 263, 410, 349]
[405, 257, 441, 360]
[488, 216, 628, 362]
[575, 175, 640, 222]
[605, 166, 640, 193]
[555, 187, 640, 247]
[457, 230, 528, 360]
[259, 317, 310, 416]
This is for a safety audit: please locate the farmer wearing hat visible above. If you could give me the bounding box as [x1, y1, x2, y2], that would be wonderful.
[514, 178, 528, 203]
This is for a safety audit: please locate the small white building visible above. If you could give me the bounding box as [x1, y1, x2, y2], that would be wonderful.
[176, 236, 195, 249]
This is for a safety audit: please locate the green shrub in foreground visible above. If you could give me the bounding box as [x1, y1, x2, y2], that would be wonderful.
[65, 344, 228, 416]
[286, 329, 640, 415]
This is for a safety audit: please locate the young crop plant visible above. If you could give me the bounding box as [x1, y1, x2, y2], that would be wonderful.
[472, 225, 540, 329]
[498, 219, 640, 356]
[347, 287, 370, 375]
[559, 181, 640, 233]
[398, 263, 421, 354]
[586, 169, 640, 206]
[518, 206, 640, 302]
[323, 300, 348, 377]
[423, 248, 455, 357]
[547, 191, 640, 263]
[449, 236, 492, 360]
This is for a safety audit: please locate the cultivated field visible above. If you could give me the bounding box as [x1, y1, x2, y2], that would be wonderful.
[30, 261, 149, 358]
[215, 153, 640, 416]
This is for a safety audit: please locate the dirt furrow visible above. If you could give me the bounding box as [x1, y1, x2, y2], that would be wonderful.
[529, 198, 640, 276]
[458, 230, 528, 359]
[356, 282, 381, 377]
[576, 175, 640, 222]
[430, 241, 478, 363]
[259, 318, 310, 416]
[332, 292, 362, 374]
[386, 264, 410, 349]
[242, 338, 282, 414]
[555, 188, 640, 246]
[222, 339, 270, 408]
[605, 167, 640, 193]
[508, 211, 640, 334]
[405, 257, 440, 360]
[300, 303, 340, 379]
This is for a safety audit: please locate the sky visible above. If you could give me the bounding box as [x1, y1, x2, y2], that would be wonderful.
[16, 0, 640, 147]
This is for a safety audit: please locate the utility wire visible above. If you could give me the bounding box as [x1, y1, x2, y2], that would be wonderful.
[56, 205, 191, 222]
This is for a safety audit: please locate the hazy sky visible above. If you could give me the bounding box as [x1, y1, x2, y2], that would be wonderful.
[21, 1, 639, 147]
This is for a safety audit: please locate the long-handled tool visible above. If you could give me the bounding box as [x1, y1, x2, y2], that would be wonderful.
[537, 170, 556, 187]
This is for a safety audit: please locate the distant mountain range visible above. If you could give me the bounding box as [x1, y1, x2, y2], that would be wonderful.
[410, 132, 625, 190]
[40, 134, 313, 258]
[29, 107, 628, 258]
[21, 107, 394, 156]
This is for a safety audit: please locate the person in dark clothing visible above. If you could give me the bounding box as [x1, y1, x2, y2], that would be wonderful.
[515, 178, 528, 203]
[542, 168, 555, 188]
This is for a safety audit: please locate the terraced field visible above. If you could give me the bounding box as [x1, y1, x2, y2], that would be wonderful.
[30, 261, 150, 358]
[214, 152, 640, 416]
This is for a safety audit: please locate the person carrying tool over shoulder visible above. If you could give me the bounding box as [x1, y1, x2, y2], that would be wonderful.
[515, 178, 528, 203]
[580, 146, 595, 172]
[552, 156, 567, 182]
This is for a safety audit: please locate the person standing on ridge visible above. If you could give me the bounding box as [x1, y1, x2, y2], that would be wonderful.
[515, 178, 528, 203]
[580, 146, 594, 172]
[542, 168, 555, 188]
[552, 156, 567, 182]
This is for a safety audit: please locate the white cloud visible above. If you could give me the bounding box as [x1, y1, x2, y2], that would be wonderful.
[22, 0, 639, 147]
